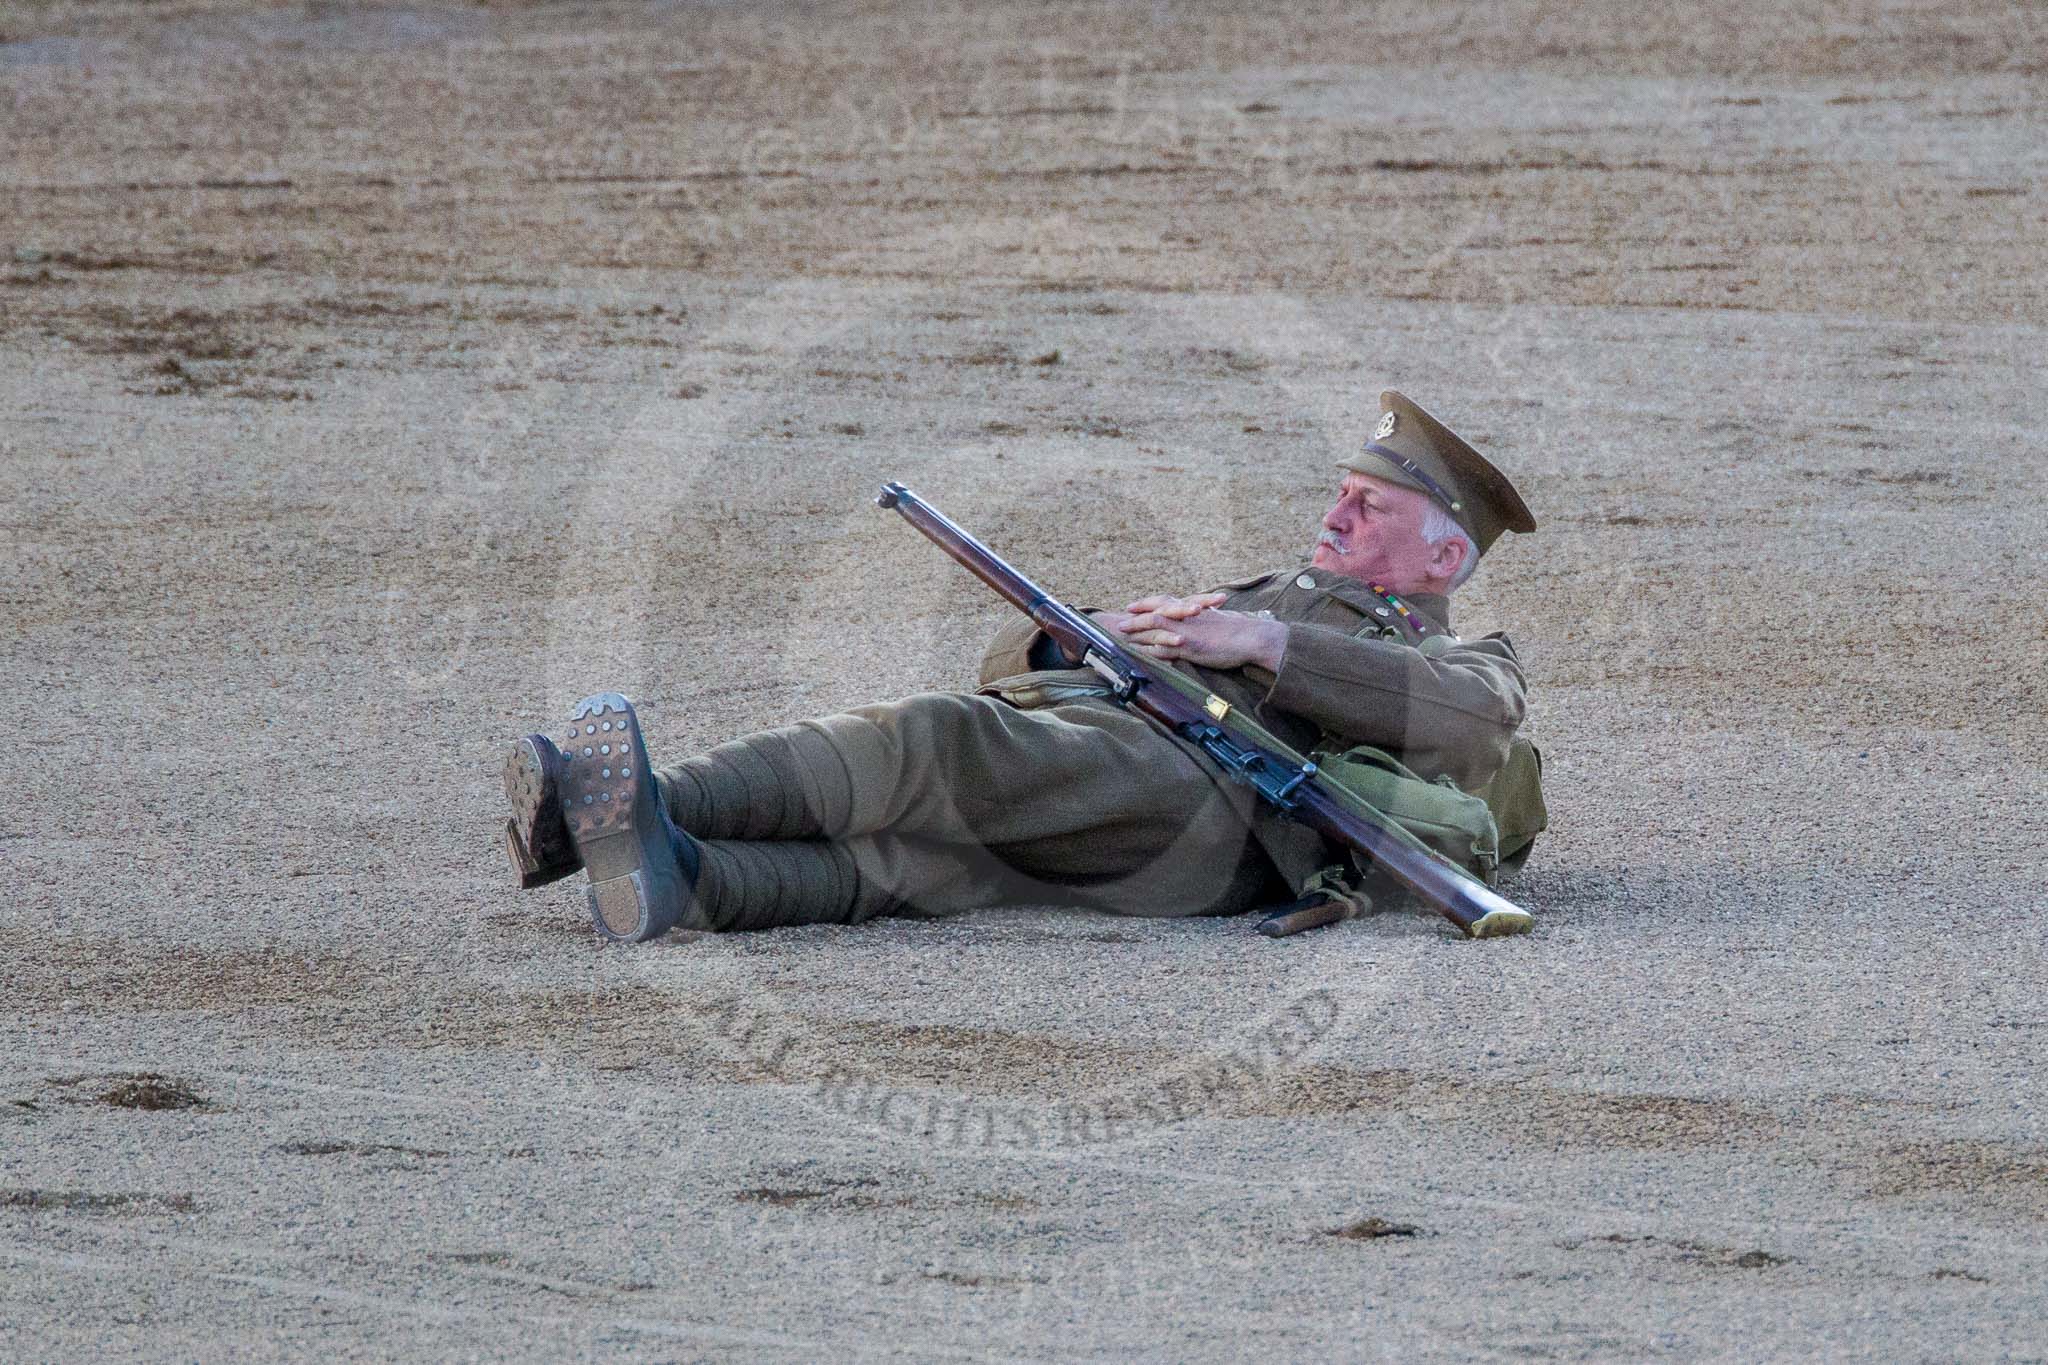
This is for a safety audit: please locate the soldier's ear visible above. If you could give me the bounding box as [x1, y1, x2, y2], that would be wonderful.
[1431, 534, 1469, 579]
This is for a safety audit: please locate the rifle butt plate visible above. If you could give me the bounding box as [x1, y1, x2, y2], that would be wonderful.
[1466, 906, 1534, 939]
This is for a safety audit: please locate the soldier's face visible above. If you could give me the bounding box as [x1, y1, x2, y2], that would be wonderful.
[1312, 472, 1445, 592]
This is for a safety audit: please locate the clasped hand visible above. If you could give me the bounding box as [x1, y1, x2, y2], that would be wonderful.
[1089, 593, 1286, 672]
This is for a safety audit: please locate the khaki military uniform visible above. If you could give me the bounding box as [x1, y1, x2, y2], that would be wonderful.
[651, 566, 1528, 932]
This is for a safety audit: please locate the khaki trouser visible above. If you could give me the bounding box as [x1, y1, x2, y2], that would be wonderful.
[652, 691, 1279, 931]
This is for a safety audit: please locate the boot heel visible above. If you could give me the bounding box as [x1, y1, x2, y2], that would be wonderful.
[589, 870, 657, 942]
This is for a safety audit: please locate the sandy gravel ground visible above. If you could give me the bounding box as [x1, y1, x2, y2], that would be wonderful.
[4, 1, 2045, 1358]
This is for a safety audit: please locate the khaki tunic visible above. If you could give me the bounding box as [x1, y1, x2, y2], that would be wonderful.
[974, 568, 1528, 897]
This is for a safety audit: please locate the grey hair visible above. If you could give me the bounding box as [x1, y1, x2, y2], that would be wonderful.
[1421, 503, 1480, 589]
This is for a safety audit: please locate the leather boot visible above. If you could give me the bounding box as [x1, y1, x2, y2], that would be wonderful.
[502, 734, 581, 889]
[559, 692, 701, 942]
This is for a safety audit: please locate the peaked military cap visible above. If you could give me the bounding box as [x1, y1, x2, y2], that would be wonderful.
[1338, 390, 1537, 554]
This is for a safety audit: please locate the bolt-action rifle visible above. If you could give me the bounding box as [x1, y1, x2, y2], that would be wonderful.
[876, 481, 1533, 939]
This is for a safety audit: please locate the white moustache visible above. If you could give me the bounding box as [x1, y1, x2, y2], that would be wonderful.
[1317, 530, 1347, 553]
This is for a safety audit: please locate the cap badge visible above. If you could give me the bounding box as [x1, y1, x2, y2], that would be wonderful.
[1374, 412, 1398, 441]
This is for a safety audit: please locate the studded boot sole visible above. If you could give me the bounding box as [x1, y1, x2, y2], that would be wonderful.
[559, 692, 689, 942]
[502, 735, 581, 889]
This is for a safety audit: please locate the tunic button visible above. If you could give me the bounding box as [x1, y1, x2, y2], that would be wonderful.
[1374, 606, 1391, 617]
[1294, 573, 1316, 590]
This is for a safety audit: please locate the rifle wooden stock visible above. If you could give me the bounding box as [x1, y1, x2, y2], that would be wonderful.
[875, 481, 1533, 939]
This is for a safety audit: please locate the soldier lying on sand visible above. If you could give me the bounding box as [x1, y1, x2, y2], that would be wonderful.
[503, 391, 1540, 942]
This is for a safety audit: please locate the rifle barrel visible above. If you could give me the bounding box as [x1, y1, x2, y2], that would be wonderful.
[878, 481, 1128, 666]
